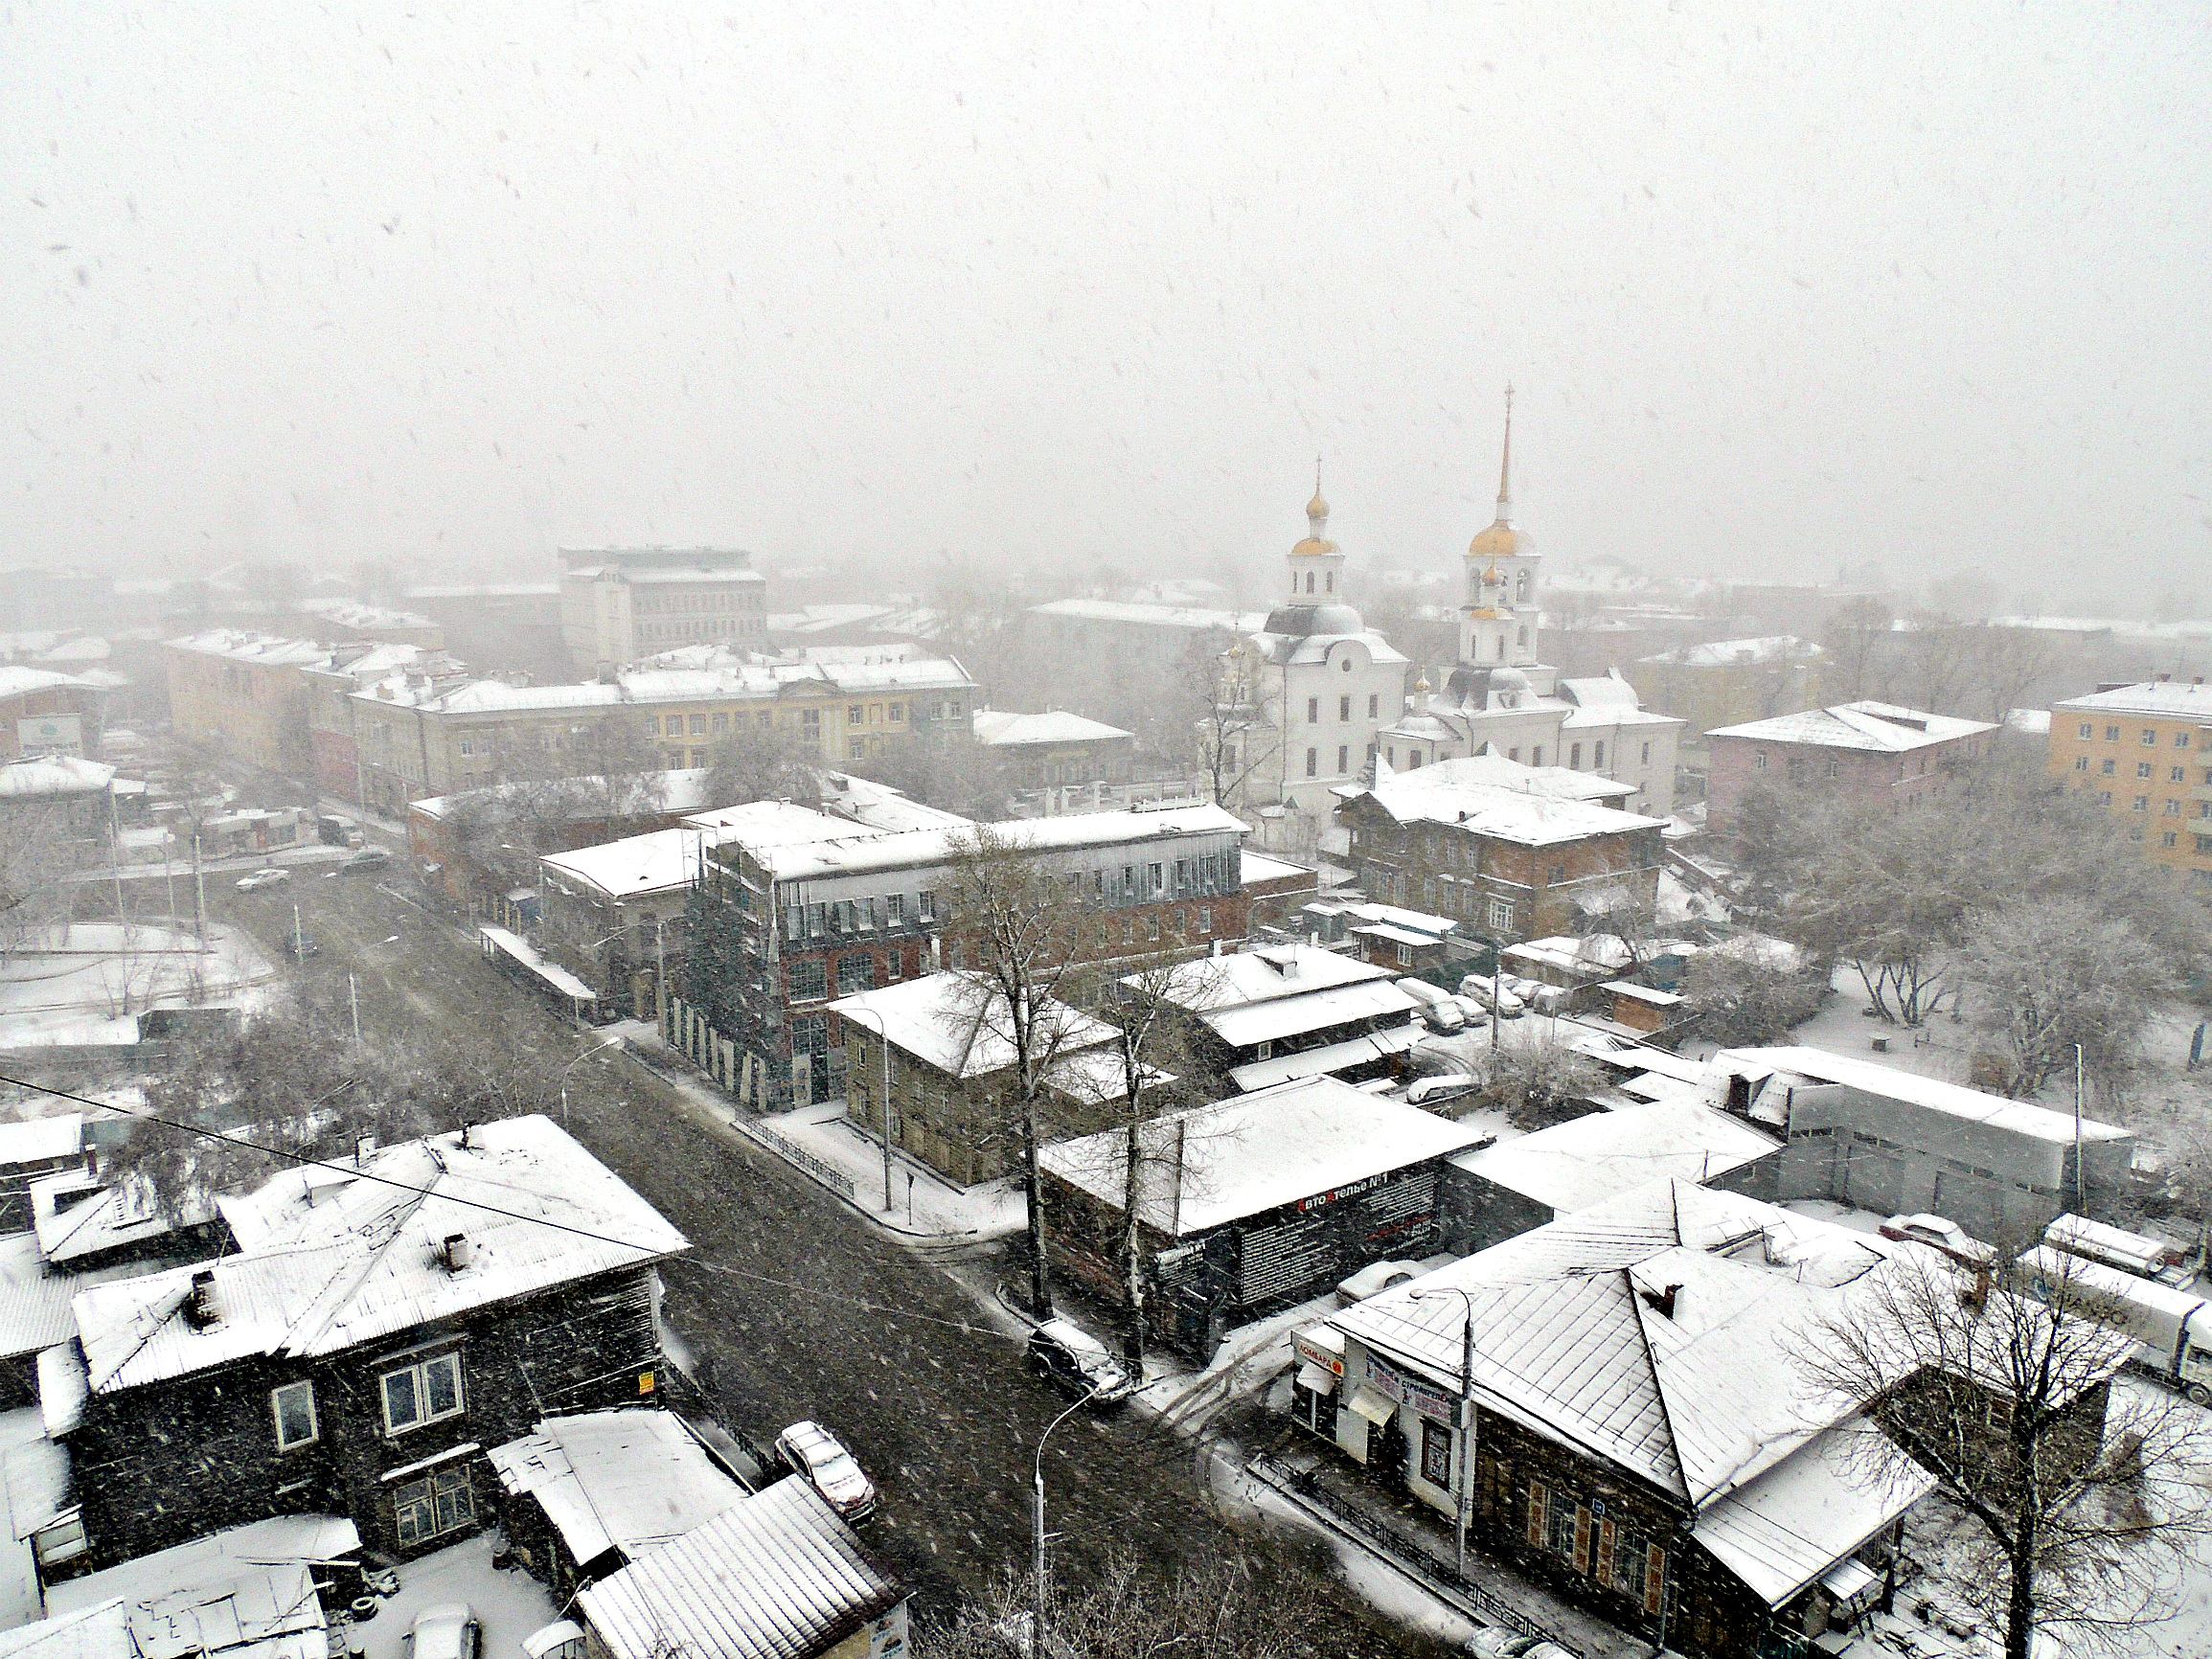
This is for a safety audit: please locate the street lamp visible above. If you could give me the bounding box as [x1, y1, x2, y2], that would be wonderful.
[1408, 1284, 1477, 1579]
[557, 1034, 626, 1126]
[840, 1002, 896, 1214]
[1031, 1386, 1100, 1655]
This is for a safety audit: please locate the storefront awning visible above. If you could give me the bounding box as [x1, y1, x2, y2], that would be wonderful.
[1346, 1387, 1396, 1427]
[1295, 1363, 1339, 1398]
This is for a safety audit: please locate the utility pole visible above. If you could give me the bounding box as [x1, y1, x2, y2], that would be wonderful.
[349, 973, 361, 1042]
[1031, 1391, 1095, 1658]
[2073, 1041, 2086, 1215]
[1412, 1286, 1477, 1579]
[192, 833, 208, 942]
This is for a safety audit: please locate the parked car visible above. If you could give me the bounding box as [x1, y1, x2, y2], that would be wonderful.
[285, 933, 320, 960]
[1419, 997, 1467, 1034]
[1335, 1260, 1425, 1306]
[1025, 1318, 1140, 1406]
[1465, 1632, 1572, 1659]
[1405, 1074, 1477, 1110]
[774, 1420, 877, 1520]
[1460, 976, 1525, 1018]
[403, 1605, 480, 1659]
[235, 868, 289, 892]
[339, 847, 391, 873]
[1879, 1213, 1994, 1266]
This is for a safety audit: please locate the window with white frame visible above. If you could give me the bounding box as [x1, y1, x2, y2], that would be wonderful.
[381, 1352, 464, 1435]
[1488, 898, 1513, 930]
[271, 1380, 318, 1449]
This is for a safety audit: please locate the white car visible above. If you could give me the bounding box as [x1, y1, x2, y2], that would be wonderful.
[1335, 1260, 1425, 1306]
[1406, 1074, 1478, 1109]
[235, 869, 289, 892]
[775, 1420, 877, 1521]
[403, 1605, 479, 1659]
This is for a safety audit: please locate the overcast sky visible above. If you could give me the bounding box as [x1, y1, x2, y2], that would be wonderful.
[4, 2, 2207, 608]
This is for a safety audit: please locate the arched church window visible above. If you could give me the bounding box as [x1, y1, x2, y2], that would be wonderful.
[1516, 571, 1530, 602]
[1495, 636, 1507, 661]
[1326, 572, 1334, 593]
[1305, 572, 1315, 594]
[1517, 626, 1528, 647]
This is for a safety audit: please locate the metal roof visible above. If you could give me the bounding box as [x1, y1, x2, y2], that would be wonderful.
[489, 1409, 747, 1565]
[579, 1478, 902, 1659]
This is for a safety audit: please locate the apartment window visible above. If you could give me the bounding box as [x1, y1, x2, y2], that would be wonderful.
[2166, 800, 2182, 816]
[457, 738, 475, 757]
[1148, 915, 1159, 941]
[1547, 865, 1565, 884]
[1488, 898, 1513, 930]
[381, 1352, 464, 1435]
[393, 1466, 474, 1549]
[712, 713, 728, 733]
[2173, 767, 2187, 783]
[689, 715, 706, 736]
[690, 749, 706, 767]
[1336, 745, 1349, 773]
[2105, 725, 2120, 740]
[2138, 761, 2155, 779]
[1149, 863, 1163, 895]
[1530, 746, 1543, 765]
[885, 949, 903, 981]
[2097, 791, 2112, 806]
[849, 705, 864, 726]
[2133, 796, 2150, 811]
[802, 709, 821, 733]
[807, 901, 826, 937]
[2100, 759, 2115, 776]
[1826, 759, 1840, 779]
[2178, 731, 2193, 748]
[888, 703, 903, 721]
[886, 894, 904, 926]
[1305, 748, 1317, 777]
[787, 960, 827, 1002]
[2143, 729, 2158, 745]
[2074, 758, 2088, 772]
[2078, 723, 2093, 739]
[758, 712, 773, 729]
[917, 889, 936, 922]
[2200, 835, 2212, 853]
[2164, 831, 2179, 848]
[1307, 696, 1319, 723]
[836, 955, 875, 994]
[271, 1381, 318, 1450]
[1198, 906, 1212, 934]
[1639, 742, 1651, 764]
[664, 715, 683, 737]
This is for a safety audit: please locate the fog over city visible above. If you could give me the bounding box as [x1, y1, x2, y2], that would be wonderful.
[5, 2, 2207, 607]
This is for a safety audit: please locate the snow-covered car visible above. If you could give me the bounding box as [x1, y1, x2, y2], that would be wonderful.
[1026, 1318, 1140, 1406]
[339, 847, 392, 873]
[1879, 1213, 1994, 1266]
[1405, 1074, 1477, 1110]
[774, 1420, 877, 1520]
[1335, 1260, 1425, 1306]
[234, 869, 289, 892]
[1461, 980, 1525, 1018]
[1465, 1631, 1572, 1659]
[1419, 997, 1467, 1034]
[402, 1604, 480, 1659]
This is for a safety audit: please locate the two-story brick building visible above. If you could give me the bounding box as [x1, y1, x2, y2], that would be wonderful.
[51, 1118, 688, 1570]
[1703, 701, 1996, 838]
[2046, 677, 2212, 885]
[1335, 757, 1665, 949]
[684, 805, 1250, 1111]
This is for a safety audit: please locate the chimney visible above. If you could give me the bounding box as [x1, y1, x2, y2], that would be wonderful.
[443, 1233, 473, 1271]
[185, 1268, 218, 1328]
[1964, 1260, 1991, 1309]
[354, 1134, 376, 1168]
[1639, 1282, 1682, 1319]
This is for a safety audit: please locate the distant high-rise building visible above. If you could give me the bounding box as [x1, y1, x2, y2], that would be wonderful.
[558, 547, 767, 671]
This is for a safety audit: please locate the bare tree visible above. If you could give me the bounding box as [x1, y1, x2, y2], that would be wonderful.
[0, 802, 79, 961]
[1178, 637, 1272, 809]
[1797, 1250, 2212, 1659]
[1820, 595, 1892, 702]
[1959, 624, 2059, 724]
[701, 719, 824, 810]
[942, 824, 1095, 1319]
[1473, 1029, 1606, 1129]
[1951, 897, 2177, 1099]
[1680, 951, 1824, 1047]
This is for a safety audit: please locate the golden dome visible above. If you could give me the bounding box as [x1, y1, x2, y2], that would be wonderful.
[1469, 520, 1519, 559]
[1291, 534, 1339, 558]
[1292, 461, 1336, 557]
[1307, 489, 1330, 521]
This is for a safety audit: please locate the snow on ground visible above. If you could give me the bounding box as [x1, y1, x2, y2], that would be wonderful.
[758, 1101, 1028, 1239]
[353, 1534, 560, 1659]
[0, 922, 276, 1046]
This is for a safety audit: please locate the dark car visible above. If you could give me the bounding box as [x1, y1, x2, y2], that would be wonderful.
[339, 847, 391, 873]
[1025, 1318, 1140, 1406]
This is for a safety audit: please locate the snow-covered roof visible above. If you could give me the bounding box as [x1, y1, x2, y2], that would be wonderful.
[73, 1118, 686, 1393]
[1341, 766, 1661, 848]
[1713, 1046, 2132, 1147]
[0, 1114, 83, 1168]
[0, 666, 101, 701]
[579, 1478, 902, 1659]
[1359, 753, 1631, 807]
[0, 756, 115, 798]
[359, 653, 974, 716]
[1027, 598, 1267, 634]
[1201, 978, 1423, 1050]
[1448, 1098, 1780, 1213]
[163, 630, 333, 668]
[31, 1170, 213, 1267]
[488, 1409, 746, 1565]
[2052, 679, 2212, 721]
[297, 598, 439, 631]
[745, 803, 1245, 883]
[1040, 1076, 1482, 1236]
[1226, 1024, 1424, 1092]
[1706, 701, 1997, 751]
[1635, 635, 1823, 669]
[44, 1516, 362, 1615]
[1332, 1179, 1911, 1517]
[541, 826, 724, 900]
[2003, 707, 2052, 735]
[971, 709, 1131, 747]
[0, 1230, 129, 1360]
[1501, 934, 1635, 976]
[828, 972, 1115, 1079]
[1238, 850, 1315, 888]
[1138, 943, 1393, 1013]
[411, 768, 714, 823]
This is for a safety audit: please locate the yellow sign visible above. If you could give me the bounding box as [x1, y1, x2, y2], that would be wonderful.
[638, 1371, 655, 1395]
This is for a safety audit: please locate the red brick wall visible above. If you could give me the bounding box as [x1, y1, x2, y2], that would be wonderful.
[1707, 731, 1981, 835]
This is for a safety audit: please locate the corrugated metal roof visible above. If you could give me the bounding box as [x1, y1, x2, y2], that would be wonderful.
[1202, 980, 1421, 1050]
[488, 1410, 747, 1565]
[74, 1118, 688, 1394]
[580, 1479, 901, 1659]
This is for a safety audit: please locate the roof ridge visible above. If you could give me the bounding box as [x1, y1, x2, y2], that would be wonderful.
[278, 1148, 445, 1356]
[1623, 1262, 1694, 1505]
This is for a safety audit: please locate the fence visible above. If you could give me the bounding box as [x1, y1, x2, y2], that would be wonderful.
[745, 1122, 857, 1201]
[1246, 1452, 1573, 1652]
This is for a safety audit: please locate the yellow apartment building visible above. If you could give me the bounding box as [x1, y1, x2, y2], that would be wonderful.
[2047, 678, 2212, 884]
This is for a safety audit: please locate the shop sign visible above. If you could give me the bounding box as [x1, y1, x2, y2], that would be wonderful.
[1294, 1333, 1344, 1376]
[1364, 1355, 1404, 1403]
